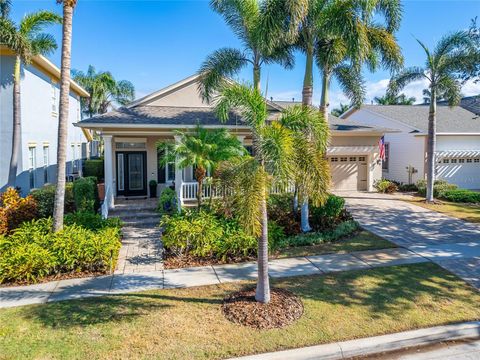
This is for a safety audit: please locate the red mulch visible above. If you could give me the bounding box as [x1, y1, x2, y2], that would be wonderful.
[222, 288, 304, 329]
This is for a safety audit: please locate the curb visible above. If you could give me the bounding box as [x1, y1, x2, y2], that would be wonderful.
[230, 321, 480, 360]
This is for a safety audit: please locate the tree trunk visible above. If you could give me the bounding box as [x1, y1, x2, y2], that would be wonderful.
[302, 45, 314, 106]
[53, 4, 74, 231]
[8, 56, 21, 188]
[253, 62, 261, 92]
[255, 179, 270, 303]
[195, 166, 206, 209]
[319, 69, 330, 122]
[425, 89, 437, 202]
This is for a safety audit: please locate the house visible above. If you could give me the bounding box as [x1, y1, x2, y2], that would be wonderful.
[341, 104, 480, 189]
[76, 75, 392, 211]
[0, 46, 91, 195]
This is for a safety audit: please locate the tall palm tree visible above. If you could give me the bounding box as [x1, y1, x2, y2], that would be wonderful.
[198, 0, 307, 100]
[331, 102, 350, 116]
[53, 0, 77, 232]
[72, 65, 135, 117]
[157, 126, 246, 209]
[0, 6, 61, 187]
[374, 92, 416, 105]
[389, 31, 478, 202]
[316, 0, 403, 120]
[0, 0, 11, 18]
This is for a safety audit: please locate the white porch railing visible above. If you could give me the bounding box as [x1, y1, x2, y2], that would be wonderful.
[101, 185, 114, 219]
[179, 181, 295, 202]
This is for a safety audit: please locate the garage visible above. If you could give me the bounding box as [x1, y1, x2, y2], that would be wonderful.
[437, 156, 480, 190]
[328, 155, 368, 191]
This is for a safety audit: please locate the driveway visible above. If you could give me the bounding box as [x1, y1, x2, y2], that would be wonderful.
[338, 191, 480, 290]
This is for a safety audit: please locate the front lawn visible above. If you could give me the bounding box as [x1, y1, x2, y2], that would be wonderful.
[1, 263, 479, 360]
[407, 197, 480, 223]
[273, 229, 396, 258]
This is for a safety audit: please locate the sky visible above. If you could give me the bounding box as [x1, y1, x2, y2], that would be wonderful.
[8, 0, 480, 110]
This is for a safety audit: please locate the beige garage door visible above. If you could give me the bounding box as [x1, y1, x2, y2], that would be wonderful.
[329, 156, 368, 191]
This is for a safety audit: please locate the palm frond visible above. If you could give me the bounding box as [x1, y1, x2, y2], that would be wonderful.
[367, 24, 403, 71]
[30, 33, 57, 56]
[19, 11, 61, 37]
[197, 47, 249, 102]
[0, 0, 11, 18]
[114, 80, 135, 106]
[388, 66, 426, 94]
[434, 30, 475, 61]
[436, 76, 462, 107]
[333, 63, 366, 108]
[374, 0, 402, 32]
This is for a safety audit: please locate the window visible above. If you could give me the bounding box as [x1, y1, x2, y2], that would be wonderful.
[51, 82, 58, 115]
[166, 161, 175, 181]
[451, 159, 457, 163]
[349, 157, 357, 162]
[340, 157, 347, 162]
[28, 146, 36, 189]
[358, 156, 366, 162]
[459, 159, 465, 163]
[71, 144, 78, 173]
[244, 145, 254, 156]
[475, 159, 480, 163]
[382, 143, 390, 171]
[467, 159, 473, 163]
[443, 159, 450, 163]
[43, 146, 49, 184]
[116, 142, 146, 149]
[331, 157, 338, 162]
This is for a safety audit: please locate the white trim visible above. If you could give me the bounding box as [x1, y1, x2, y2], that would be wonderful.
[327, 145, 378, 156]
[78, 123, 251, 130]
[114, 137, 147, 143]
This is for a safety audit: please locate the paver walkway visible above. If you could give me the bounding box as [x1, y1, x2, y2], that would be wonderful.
[112, 199, 163, 274]
[0, 247, 428, 309]
[338, 191, 480, 290]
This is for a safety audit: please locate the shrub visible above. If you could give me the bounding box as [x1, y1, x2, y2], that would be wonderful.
[73, 177, 98, 213]
[0, 187, 38, 235]
[31, 183, 76, 218]
[83, 159, 104, 181]
[157, 187, 177, 215]
[441, 189, 480, 203]
[285, 220, 359, 248]
[64, 211, 123, 231]
[267, 193, 299, 235]
[417, 179, 458, 197]
[268, 220, 287, 251]
[0, 217, 122, 284]
[398, 183, 418, 192]
[374, 179, 398, 194]
[310, 194, 347, 230]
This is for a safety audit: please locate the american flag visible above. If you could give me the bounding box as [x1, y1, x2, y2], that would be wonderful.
[378, 136, 386, 161]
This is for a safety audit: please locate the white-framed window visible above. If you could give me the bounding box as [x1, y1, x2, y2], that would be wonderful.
[43, 146, 49, 184]
[331, 157, 338, 162]
[443, 159, 449, 163]
[71, 144, 78, 173]
[28, 146, 37, 189]
[340, 157, 347, 162]
[358, 156, 366, 162]
[459, 159, 465, 163]
[451, 159, 457, 163]
[349, 157, 357, 162]
[382, 143, 390, 171]
[51, 81, 58, 115]
[467, 158, 473, 163]
[475, 158, 480, 163]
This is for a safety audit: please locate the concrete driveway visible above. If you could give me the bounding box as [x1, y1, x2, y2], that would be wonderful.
[338, 191, 480, 290]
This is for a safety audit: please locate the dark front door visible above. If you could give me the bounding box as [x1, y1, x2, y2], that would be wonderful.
[116, 151, 147, 196]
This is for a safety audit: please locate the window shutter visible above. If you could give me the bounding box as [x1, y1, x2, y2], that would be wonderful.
[157, 149, 166, 183]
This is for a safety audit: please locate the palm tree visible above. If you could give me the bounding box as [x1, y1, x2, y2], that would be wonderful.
[198, 0, 307, 100]
[157, 126, 245, 209]
[316, 0, 403, 121]
[389, 31, 478, 202]
[0, 6, 61, 187]
[331, 103, 350, 116]
[72, 65, 135, 117]
[374, 92, 416, 105]
[53, 0, 77, 232]
[0, 0, 11, 18]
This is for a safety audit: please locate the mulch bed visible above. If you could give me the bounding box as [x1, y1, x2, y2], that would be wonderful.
[222, 288, 304, 329]
[163, 250, 256, 269]
[0, 270, 109, 288]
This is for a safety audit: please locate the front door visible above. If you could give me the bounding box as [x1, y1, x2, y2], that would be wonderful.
[116, 151, 147, 196]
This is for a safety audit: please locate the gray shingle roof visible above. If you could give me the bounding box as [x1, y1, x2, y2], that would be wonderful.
[362, 104, 480, 133]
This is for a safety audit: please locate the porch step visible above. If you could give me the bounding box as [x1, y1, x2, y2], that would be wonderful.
[109, 210, 159, 219]
[111, 203, 157, 213]
[121, 216, 160, 227]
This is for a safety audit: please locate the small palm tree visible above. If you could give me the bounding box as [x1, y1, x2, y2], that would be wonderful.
[0, 6, 61, 187]
[73, 65, 135, 117]
[374, 93, 416, 105]
[198, 0, 307, 100]
[158, 126, 245, 209]
[316, 0, 403, 120]
[53, 0, 77, 232]
[331, 103, 350, 117]
[389, 31, 478, 202]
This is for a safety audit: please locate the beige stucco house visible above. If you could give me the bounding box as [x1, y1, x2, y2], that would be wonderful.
[77, 75, 392, 212]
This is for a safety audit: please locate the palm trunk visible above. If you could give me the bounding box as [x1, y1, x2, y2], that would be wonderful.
[53, 4, 74, 231]
[319, 69, 330, 122]
[8, 56, 21, 187]
[425, 89, 437, 202]
[302, 45, 314, 106]
[195, 166, 206, 209]
[253, 62, 261, 92]
[255, 179, 270, 303]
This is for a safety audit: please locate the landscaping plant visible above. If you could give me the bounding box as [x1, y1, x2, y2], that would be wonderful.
[0, 187, 38, 235]
[157, 187, 178, 215]
[31, 183, 75, 218]
[374, 179, 398, 194]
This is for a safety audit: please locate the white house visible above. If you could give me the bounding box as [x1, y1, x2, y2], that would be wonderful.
[77, 75, 392, 211]
[0, 45, 91, 195]
[342, 104, 480, 189]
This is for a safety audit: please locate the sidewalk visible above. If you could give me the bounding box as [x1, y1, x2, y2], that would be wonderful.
[0, 247, 427, 309]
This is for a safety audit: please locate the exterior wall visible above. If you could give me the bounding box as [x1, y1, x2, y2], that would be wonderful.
[436, 135, 480, 151]
[146, 81, 209, 107]
[0, 55, 86, 195]
[345, 109, 425, 184]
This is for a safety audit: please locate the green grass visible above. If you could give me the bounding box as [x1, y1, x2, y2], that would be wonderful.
[407, 197, 480, 223]
[274, 230, 396, 258]
[1, 263, 479, 360]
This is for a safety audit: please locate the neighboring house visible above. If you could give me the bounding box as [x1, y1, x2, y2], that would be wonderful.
[0, 46, 91, 195]
[342, 104, 480, 189]
[77, 75, 392, 210]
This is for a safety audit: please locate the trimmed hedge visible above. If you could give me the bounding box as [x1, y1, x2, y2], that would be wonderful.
[31, 183, 75, 218]
[83, 159, 104, 181]
[73, 177, 99, 213]
[441, 189, 480, 203]
[0, 217, 122, 284]
[417, 179, 457, 198]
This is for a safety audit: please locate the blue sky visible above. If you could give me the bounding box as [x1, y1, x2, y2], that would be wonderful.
[9, 0, 480, 110]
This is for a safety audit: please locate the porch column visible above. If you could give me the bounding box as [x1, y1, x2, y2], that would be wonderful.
[103, 135, 114, 209]
[367, 153, 373, 192]
[174, 135, 183, 211]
